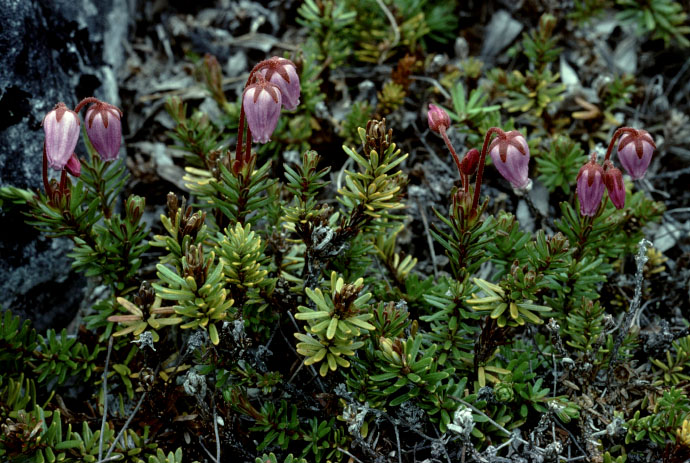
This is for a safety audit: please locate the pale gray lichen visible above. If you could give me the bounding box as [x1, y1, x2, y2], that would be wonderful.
[131, 331, 156, 351]
[447, 405, 474, 441]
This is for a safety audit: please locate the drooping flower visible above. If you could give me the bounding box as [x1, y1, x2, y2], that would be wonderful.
[603, 161, 625, 209]
[65, 153, 81, 177]
[617, 129, 655, 179]
[488, 130, 531, 189]
[576, 154, 605, 216]
[427, 104, 450, 134]
[85, 101, 123, 161]
[43, 102, 80, 170]
[243, 77, 282, 144]
[259, 57, 300, 110]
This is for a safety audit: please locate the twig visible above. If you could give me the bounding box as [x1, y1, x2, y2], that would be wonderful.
[374, 0, 400, 64]
[394, 423, 402, 463]
[213, 400, 221, 463]
[99, 392, 147, 463]
[410, 76, 452, 100]
[98, 336, 114, 461]
[608, 238, 651, 375]
[416, 198, 439, 279]
[337, 447, 365, 463]
[199, 437, 218, 463]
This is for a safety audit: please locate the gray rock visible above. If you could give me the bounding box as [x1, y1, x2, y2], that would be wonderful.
[0, 0, 131, 331]
[480, 10, 523, 61]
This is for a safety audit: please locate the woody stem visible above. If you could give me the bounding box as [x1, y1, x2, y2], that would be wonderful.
[439, 127, 464, 189]
[42, 143, 51, 196]
[472, 127, 503, 213]
[604, 127, 636, 162]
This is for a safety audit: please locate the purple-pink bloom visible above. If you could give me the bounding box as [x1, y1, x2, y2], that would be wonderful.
[85, 101, 123, 161]
[603, 161, 625, 209]
[616, 129, 655, 180]
[65, 153, 81, 177]
[488, 130, 531, 189]
[259, 57, 300, 111]
[43, 102, 80, 171]
[576, 155, 605, 216]
[427, 104, 450, 134]
[243, 77, 282, 144]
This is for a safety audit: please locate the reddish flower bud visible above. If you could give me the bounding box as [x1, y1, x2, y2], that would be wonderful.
[488, 130, 531, 189]
[259, 57, 301, 111]
[65, 153, 81, 177]
[460, 148, 479, 175]
[576, 154, 605, 216]
[427, 104, 450, 134]
[85, 101, 123, 161]
[603, 161, 625, 209]
[243, 77, 282, 144]
[617, 129, 655, 179]
[43, 102, 80, 170]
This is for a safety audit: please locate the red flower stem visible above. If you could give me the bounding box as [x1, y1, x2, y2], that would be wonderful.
[604, 127, 636, 162]
[42, 143, 51, 195]
[244, 129, 253, 167]
[59, 168, 67, 194]
[439, 127, 464, 189]
[74, 97, 100, 114]
[235, 64, 266, 165]
[236, 105, 246, 164]
[472, 127, 503, 213]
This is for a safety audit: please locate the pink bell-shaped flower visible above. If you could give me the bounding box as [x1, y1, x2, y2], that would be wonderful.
[65, 153, 81, 177]
[243, 76, 282, 144]
[576, 154, 605, 216]
[259, 57, 300, 111]
[603, 161, 625, 209]
[488, 130, 531, 189]
[616, 129, 655, 180]
[427, 104, 451, 134]
[43, 102, 80, 170]
[85, 101, 123, 161]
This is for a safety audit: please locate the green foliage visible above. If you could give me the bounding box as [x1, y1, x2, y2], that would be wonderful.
[651, 335, 690, 385]
[370, 334, 453, 407]
[616, 0, 690, 48]
[521, 14, 562, 70]
[256, 453, 307, 463]
[0, 310, 100, 385]
[536, 135, 586, 195]
[339, 121, 409, 225]
[466, 278, 552, 327]
[153, 247, 234, 345]
[297, 0, 356, 68]
[626, 387, 690, 445]
[295, 272, 374, 376]
[165, 95, 224, 169]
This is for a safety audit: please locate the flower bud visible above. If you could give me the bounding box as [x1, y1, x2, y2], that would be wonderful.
[85, 101, 123, 161]
[460, 148, 479, 175]
[427, 104, 450, 134]
[576, 154, 605, 216]
[616, 129, 655, 179]
[259, 57, 300, 110]
[65, 153, 81, 177]
[488, 130, 531, 189]
[243, 77, 282, 144]
[43, 102, 80, 170]
[603, 161, 625, 209]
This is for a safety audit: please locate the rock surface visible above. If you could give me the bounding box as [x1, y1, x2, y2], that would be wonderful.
[0, 0, 130, 331]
